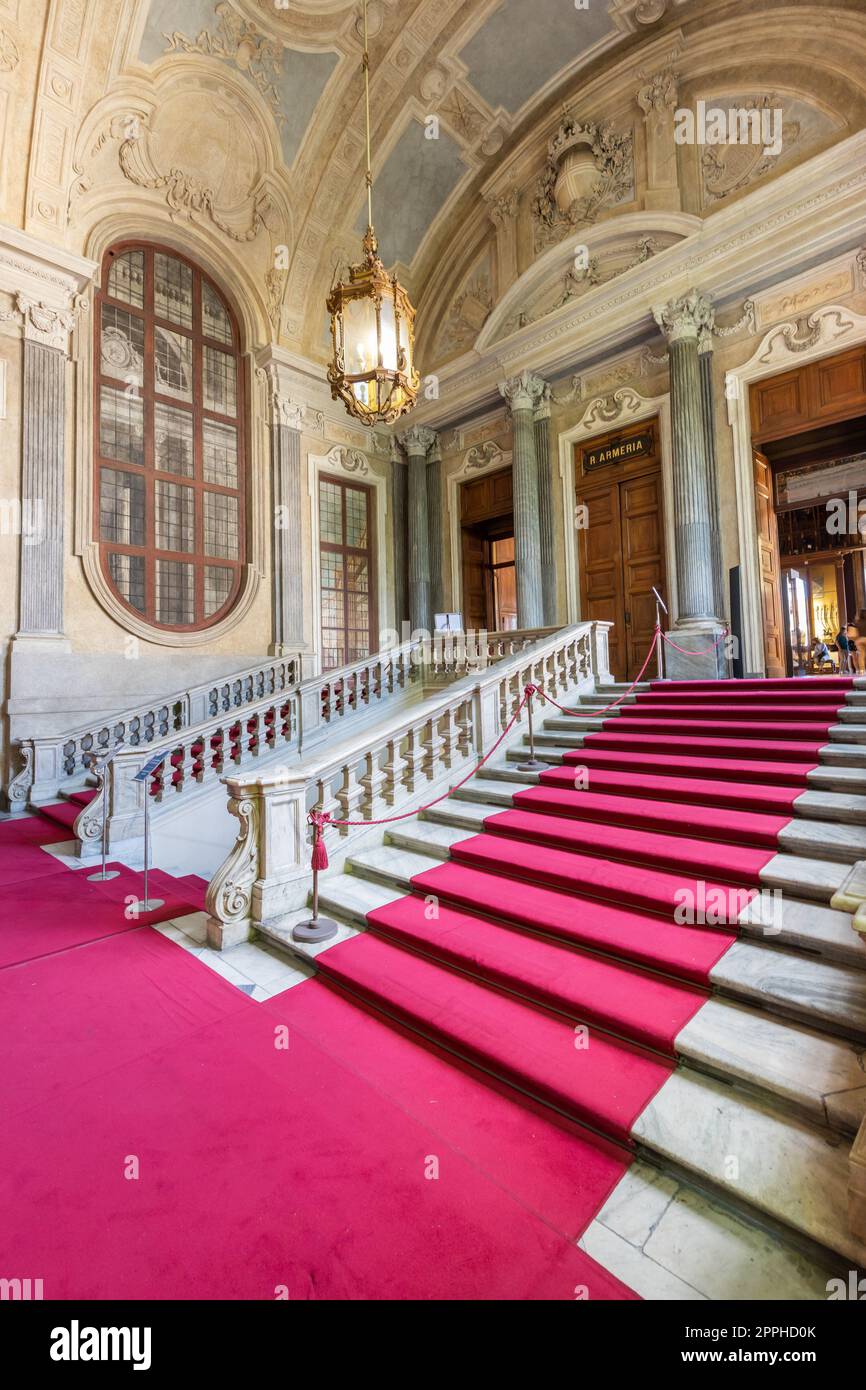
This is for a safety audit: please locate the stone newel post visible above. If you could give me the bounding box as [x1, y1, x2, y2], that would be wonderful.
[653, 289, 727, 678]
[499, 371, 546, 629]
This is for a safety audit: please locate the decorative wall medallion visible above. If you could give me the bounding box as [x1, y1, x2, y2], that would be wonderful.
[0, 24, 19, 70]
[757, 309, 852, 365]
[635, 0, 668, 22]
[114, 115, 274, 243]
[580, 388, 645, 428]
[326, 443, 369, 475]
[442, 272, 493, 351]
[532, 113, 634, 250]
[163, 4, 284, 120]
[700, 96, 799, 204]
[462, 440, 503, 473]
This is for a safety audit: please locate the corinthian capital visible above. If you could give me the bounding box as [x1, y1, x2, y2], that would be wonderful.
[398, 424, 438, 457]
[486, 187, 519, 227]
[653, 289, 715, 344]
[637, 67, 679, 116]
[499, 370, 547, 413]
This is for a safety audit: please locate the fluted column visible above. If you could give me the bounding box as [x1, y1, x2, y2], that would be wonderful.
[390, 440, 409, 633]
[499, 371, 546, 629]
[533, 382, 557, 626]
[399, 424, 437, 633]
[654, 289, 726, 678]
[271, 411, 304, 657]
[14, 292, 79, 641]
[426, 437, 444, 620]
[698, 326, 726, 624]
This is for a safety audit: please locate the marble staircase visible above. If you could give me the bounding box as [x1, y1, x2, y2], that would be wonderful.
[258, 676, 866, 1294]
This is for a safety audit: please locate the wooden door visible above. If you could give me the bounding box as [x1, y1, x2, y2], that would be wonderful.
[576, 479, 627, 678]
[461, 528, 487, 632]
[620, 472, 666, 679]
[576, 466, 666, 681]
[753, 448, 786, 677]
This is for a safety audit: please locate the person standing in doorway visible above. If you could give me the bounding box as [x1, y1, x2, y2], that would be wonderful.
[836, 625, 858, 674]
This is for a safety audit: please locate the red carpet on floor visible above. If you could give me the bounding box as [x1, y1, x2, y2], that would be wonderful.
[0, 675, 852, 1299]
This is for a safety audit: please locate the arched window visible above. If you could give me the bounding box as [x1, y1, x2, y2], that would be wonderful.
[94, 241, 246, 631]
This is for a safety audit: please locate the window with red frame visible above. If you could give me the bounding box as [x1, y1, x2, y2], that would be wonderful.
[94, 241, 246, 630]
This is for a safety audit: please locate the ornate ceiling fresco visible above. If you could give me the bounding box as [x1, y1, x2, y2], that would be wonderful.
[3, 0, 865, 373]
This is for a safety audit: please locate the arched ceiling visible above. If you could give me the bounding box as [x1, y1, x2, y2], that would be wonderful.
[9, 0, 866, 373]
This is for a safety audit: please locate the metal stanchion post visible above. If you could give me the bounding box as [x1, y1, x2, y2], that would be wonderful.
[293, 814, 339, 944]
[652, 586, 668, 682]
[518, 685, 548, 772]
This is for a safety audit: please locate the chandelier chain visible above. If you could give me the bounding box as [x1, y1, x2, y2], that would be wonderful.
[362, 0, 374, 230]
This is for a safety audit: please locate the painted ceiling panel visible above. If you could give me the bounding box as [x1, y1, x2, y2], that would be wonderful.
[458, 0, 618, 115]
[139, 0, 339, 166]
[358, 119, 466, 267]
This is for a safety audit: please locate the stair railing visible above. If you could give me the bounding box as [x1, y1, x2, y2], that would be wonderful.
[205, 620, 612, 949]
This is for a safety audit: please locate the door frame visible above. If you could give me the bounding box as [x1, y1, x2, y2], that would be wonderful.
[446, 445, 513, 617]
[725, 303, 866, 676]
[557, 388, 677, 628]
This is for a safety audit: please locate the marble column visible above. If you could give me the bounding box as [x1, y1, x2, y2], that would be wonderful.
[390, 440, 409, 633]
[499, 371, 546, 630]
[653, 289, 727, 678]
[271, 406, 305, 658]
[399, 424, 437, 633]
[426, 436, 444, 620]
[15, 298, 75, 642]
[698, 327, 726, 625]
[533, 382, 557, 626]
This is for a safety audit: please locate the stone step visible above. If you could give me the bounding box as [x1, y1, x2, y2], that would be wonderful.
[577, 1160, 840, 1301]
[633, 1068, 866, 1268]
[819, 742, 866, 766]
[316, 864, 866, 1138]
[828, 724, 866, 743]
[795, 788, 866, 825]
[808, 762, 866, 792]
[837, 707, 866, 722]
[345, 838, 866, 1038]
[759, 852, 848, 903]
[777, 817, 866, 864]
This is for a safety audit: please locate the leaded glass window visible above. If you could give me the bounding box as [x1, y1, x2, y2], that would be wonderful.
[319, 477, 376, 671]
[95, 242, 246, 630]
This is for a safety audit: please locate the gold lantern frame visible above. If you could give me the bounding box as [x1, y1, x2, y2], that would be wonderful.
[325, 1, 421, 427]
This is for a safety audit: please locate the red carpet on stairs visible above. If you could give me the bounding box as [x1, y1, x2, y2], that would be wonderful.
[0, 675, 853, 1299]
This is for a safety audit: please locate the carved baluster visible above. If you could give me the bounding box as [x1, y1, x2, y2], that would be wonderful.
[421, 714, 446, 780]
[402, 725, 424, 793]
[360, 745, 388, 819]
[314, 774, 342, 832]
[382, 736, 408, 806]
[335, 761, 364, 830]
[456, 699, 473, 759]
[439, 706, 457, 770]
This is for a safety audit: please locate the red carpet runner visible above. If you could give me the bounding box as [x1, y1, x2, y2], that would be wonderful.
[0, 674, 851, 1298]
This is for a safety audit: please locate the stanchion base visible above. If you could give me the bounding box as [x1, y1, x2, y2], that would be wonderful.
[136, 898, 165, 913]
[518, 758, 549, 772]
[87, 869, 121, 882]
[292, 916, 339, 944]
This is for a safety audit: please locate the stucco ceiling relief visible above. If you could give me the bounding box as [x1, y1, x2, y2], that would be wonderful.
[531, 111, 635, 252]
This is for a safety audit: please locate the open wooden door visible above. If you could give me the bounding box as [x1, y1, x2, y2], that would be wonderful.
[753, 448, 786, 677]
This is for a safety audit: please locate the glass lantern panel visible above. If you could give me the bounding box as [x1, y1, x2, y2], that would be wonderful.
[343, 294, 379, 377]
[379, 296, 399, 372]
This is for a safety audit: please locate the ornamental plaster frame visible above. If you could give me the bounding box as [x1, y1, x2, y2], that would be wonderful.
[557, 387, 677, 628]
[725, 302, 866, 677]
[74, 211, 271, 648]
[307, 448, 391, 675]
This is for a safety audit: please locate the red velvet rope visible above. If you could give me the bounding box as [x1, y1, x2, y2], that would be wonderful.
[307, 621, 729, 861]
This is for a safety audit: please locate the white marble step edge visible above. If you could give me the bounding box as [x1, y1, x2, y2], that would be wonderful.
[344, 837, 866, 1041]
[288, 870, 866, 1268]
[313, 869, 866, 1141]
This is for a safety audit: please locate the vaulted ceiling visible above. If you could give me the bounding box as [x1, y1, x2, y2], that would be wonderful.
[7, 0, 866, 373]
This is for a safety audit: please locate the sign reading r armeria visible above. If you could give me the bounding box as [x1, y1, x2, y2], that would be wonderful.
[582, 431, 654, 473]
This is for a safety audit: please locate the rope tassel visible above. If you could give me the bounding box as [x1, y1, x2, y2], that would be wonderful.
[310, 812, 330, 870]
